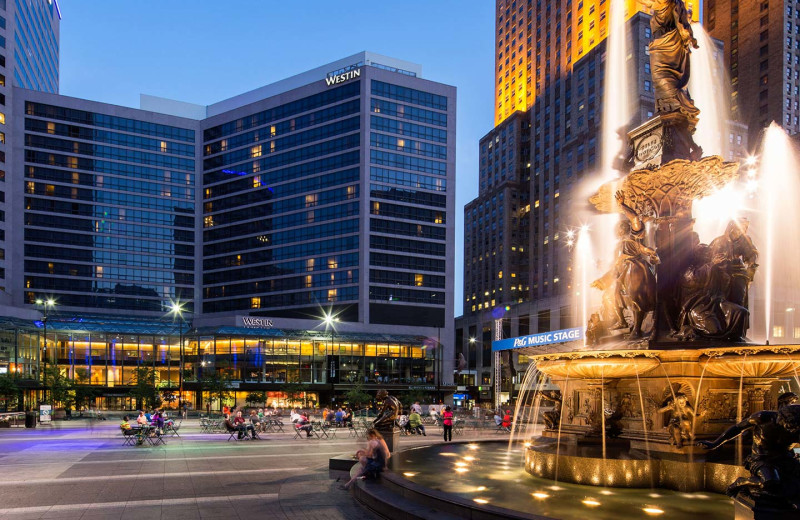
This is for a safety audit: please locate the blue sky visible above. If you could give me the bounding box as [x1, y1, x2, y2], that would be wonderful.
[59, 1, 496, 317]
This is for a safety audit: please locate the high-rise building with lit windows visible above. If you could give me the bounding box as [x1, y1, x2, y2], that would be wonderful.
[0, 0, 60, 303]
[493, 0, 700, 126]
[0, 22, 458, 410]
[705, 0, 800, 143]
[456, 0, 743, 407]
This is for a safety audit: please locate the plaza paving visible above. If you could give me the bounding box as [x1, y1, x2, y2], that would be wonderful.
[0, 418, 509, 520]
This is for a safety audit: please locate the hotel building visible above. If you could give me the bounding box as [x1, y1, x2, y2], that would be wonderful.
[0, 1, 457, 412]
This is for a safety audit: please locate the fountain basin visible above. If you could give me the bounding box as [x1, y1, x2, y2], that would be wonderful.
[534, 350, 661, 379]
[384, 441, 734, 520]
[525, 440, 747, 492]
[699, 345, 800, 378]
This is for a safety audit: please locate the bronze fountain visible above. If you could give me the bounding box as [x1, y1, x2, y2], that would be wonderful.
[524, 0, 800, 515]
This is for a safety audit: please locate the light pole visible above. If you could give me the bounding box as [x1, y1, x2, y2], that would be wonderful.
[169, 301, 187, 409]
[35, 298, 55, 406]
[322, 312, 339, 385]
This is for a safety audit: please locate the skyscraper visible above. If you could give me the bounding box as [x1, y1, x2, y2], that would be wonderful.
[0, 0, 60, 299]
[457, 0, 745, 407]
[0, 6, 459, 411]
[705, 0, 800, 142]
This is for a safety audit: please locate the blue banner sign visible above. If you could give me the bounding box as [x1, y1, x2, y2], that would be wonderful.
[491, 327, 584, 351]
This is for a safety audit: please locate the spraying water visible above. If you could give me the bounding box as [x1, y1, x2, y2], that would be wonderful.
[755, 124, 800, 344]
[687, 23, 730, 158]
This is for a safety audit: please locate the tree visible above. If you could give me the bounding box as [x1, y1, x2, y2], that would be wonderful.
[74, 386, 102, 411]
[129, 367, 160, 410]
[0, 375, 19, 412]
[201, 372, 232, 412]
[344, 375, 371, 409]
[43, 367, 74, 410]
[245, 391, 265, 408]
[281, 377, 309, 408]
[400, 389, 428, 410]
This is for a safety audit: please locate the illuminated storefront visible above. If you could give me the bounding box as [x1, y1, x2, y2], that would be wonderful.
[0, 315, 441, 411]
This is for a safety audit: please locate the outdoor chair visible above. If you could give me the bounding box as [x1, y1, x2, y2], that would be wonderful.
[166, 420, 181, 437]
[121, 429, 137, 446]
[224, 422, 245, 441]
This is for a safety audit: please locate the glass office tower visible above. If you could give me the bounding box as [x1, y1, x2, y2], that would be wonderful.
[0, 51, 457, 410]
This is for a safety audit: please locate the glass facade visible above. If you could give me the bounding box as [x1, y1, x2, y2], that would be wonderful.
[368, 80, 448, 326]
[202, 82, 361, 316]
[12, 0, 59, 93]
[22, 101, 196, 312]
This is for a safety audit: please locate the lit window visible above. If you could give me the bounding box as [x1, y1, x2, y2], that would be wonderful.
[253, 175, 262, 188]
[774, 326, 785, 337]
[204, 215, 214, 228]
[328, 289, 338, 302]
[415, 274, 424, 286]
[160, 141, 167, 153]
[498, 271, 503, 279]
[251, 145, 262, 158]
[46, 122, 55, 134]
[328, 257, 338, 269]
[251, 297, 261, 309]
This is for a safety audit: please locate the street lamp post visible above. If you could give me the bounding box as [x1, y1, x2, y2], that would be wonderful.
[169, 302, 187, 410]
[322, 312, 338, 385]
[35, 299, 55, 406]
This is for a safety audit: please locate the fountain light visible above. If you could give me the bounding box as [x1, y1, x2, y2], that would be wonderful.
[474, 498, 489, 504]
[455, 462, 468, 467]
[648, 493, 662, 498]
[599, 490, 614, 495]
[439, 453, 457, 457]
[566, 229, 575, 239]
[643, 507, 665, 515]
[745, 179, 759, 193]
[532, 492, 550, 500]
[582, 498, 602, 507]
[747, 168, 757, 178]
[455, 467, 469, 473]
[580, 225, 589, 233]
[523, 442, 532, 447]
[476, 486, 486, 491]
[403, 472, 417, 477]
[548, 485, 565, 491]
[463, 456, 476, 461]
[745, 155, 758, 166]
[467, 444, 478, 450]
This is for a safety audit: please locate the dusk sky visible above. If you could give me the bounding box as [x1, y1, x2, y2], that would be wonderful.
[59, 1, 496, 318]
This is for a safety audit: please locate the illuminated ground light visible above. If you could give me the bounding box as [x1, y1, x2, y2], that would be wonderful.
[455, 462, 468, 467]
[548, 485, 565, 491]
[532, 492, 550, 500]
[467, 444, 479, 450]
[524, 442, 532, 447]
[582, 498, 601, 507]
[455, 468, 469, 473]
[599, 490, 614, 495]
[439, 452, 457, 457]
[643, 507, 665, 515]
[474, 498, 489, 504]
[475, 486, 487, 492]
[402, 472, 417, 477]
[648, 493, 661, 498]
[463, 456, 476, 461]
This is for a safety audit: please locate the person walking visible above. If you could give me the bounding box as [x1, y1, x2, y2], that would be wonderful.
[442, 405, 453, 442]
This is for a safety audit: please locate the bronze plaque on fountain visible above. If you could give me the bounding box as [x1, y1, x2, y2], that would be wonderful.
[629, 116, 665, 170]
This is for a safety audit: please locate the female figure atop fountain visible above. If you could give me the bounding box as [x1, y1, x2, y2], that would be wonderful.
[639, 0, 701, 134]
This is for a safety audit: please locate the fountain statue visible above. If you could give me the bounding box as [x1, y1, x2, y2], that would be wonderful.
[372, 389, 401, 452]
[522, 0, 800, 514]
[638, 0, 702, 162]
[698, 403, 800, 513]
[658, 392, 704, 448]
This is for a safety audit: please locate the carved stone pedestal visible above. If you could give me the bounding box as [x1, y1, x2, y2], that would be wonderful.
[377, 427, 400, 454]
